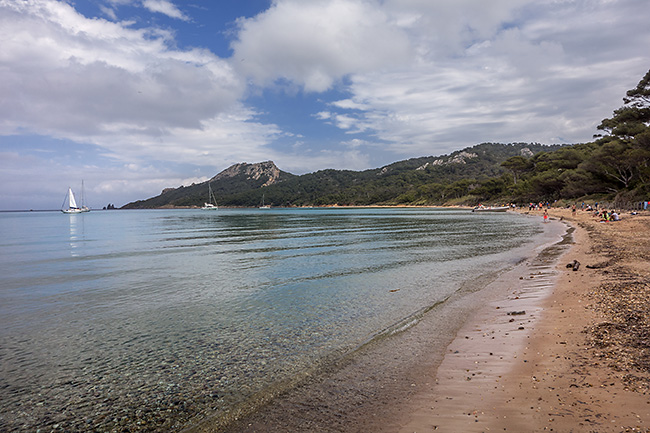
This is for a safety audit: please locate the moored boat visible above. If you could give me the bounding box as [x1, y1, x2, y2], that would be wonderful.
[472, 205, 509, 212]
[61, 187, 83, 214]
[259, 193, 270, 209]
[201, 182, 218, 210]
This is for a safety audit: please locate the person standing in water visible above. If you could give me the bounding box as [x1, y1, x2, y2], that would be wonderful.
[543, 209, 549, 223]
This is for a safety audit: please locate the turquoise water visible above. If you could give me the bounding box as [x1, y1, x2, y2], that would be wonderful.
[0, 208, 544, 431]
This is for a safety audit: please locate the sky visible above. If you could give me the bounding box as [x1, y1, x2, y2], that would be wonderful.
[1, 0, 649, 210]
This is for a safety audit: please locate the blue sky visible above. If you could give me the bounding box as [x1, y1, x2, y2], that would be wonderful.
[1, 0, 649, 210]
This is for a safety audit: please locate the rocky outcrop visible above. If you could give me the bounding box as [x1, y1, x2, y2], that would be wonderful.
[418, 151, 478, 170]
[212, 161, 282, 187]
[520, 147, 534, 158]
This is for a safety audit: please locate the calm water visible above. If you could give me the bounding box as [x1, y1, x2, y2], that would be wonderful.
[0, 208, 546, 431]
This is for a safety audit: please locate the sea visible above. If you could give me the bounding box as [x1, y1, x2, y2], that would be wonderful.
[0, 207, 564, 432]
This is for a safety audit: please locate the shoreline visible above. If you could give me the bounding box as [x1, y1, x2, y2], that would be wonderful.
[390, 220, 573, 432]
[392, 207, 650, 432]
[494, 208, 650, 431]
[204, 211, 570, 432]
[214, 208, 650, 433]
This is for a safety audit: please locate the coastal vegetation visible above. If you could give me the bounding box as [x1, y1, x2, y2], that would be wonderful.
[124, 69, 650, 209]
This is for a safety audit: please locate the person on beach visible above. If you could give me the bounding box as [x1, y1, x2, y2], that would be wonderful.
[599, 210, 611, 221]
[543, 209, 548, 223]
[572, 204, 576, 215]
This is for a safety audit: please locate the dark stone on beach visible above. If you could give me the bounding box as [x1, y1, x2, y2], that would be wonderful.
[507, 311, 526, 316]
[567, 260, 580, 271]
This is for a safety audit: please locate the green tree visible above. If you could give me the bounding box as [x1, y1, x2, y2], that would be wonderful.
[624, 68, 650, 108]
[583, 140, 644, 191]
[473, 175, 511, 200]
[592, 68, 650, 196]
[501, 156, 533, 184]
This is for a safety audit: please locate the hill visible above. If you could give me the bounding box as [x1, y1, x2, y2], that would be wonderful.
[122, 143, 561, 208]
[122, 161, 295, 209]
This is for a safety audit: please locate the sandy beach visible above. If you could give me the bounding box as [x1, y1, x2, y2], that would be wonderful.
[392, 207, 650, 432]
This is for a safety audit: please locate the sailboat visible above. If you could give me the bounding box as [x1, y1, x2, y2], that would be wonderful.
[80, 180, 90, 212]
[201, 182, 218, 210]
[61, 187, 83, 214]
[259, 193, 270, 209]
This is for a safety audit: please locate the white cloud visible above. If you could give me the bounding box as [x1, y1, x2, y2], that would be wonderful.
[382, 0, 531, 58]
[141, 0, 189, 21]
[0, 0, 254, 162]
[90, 106, 283, 166]
[332, 114, 361, 131]
[331, 99, 368, 110]
[1, 1, 242, 129]
[99, 5, 118, 20]
[301, 0, 650, 156]
[228, 0, 650, 163]
[342, 138, 368, 149]
[232, 0, 413, 92]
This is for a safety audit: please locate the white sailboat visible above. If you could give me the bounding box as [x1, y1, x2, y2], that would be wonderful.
[79, 180, 90, 212]
[201, 182, 218, 210]
[259, 193, 270, 209]
[61, 187, 83, 214]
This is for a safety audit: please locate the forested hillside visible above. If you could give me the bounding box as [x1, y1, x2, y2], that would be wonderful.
[124, 69, 650, 209]
[497, 69, 650, 206]
[123, 143, 558, 208]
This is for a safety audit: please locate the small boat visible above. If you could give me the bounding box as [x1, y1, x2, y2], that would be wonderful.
[61, 187, 84, 214]
[472, 205, 509, 212]
[201, 182, 218, 210]
[259, 193, 270, 209]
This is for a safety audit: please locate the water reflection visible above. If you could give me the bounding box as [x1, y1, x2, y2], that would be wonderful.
[67, 214, 85, 257]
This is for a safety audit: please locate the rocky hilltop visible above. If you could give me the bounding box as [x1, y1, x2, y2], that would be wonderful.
[211, 161, 282, 187]
[122, 161, 294, 209]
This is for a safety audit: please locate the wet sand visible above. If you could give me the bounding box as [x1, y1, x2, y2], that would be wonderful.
[393, 207, 650, 432]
